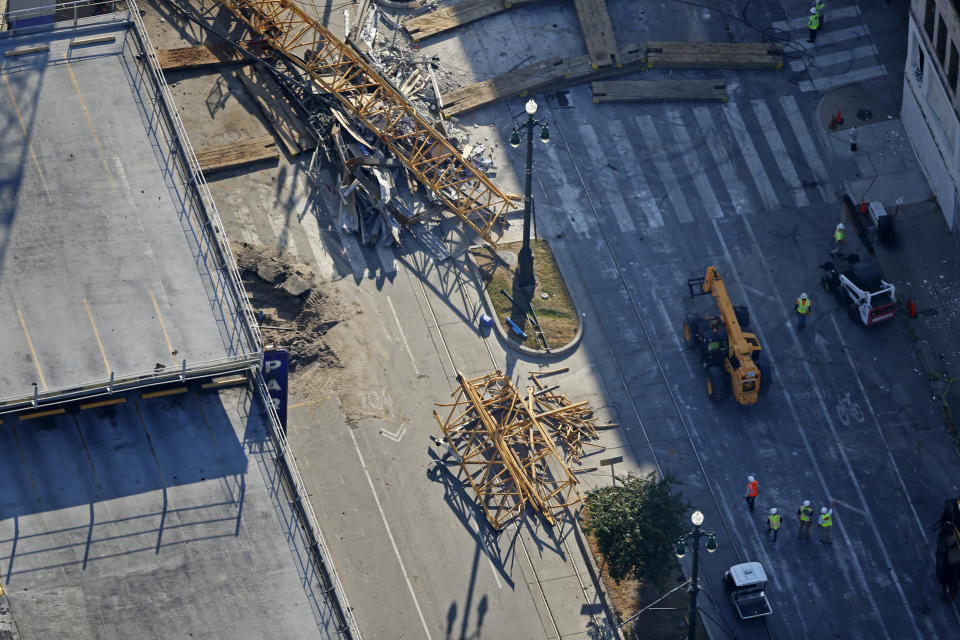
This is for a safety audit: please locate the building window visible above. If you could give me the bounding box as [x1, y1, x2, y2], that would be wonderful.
[918, 44, 926, 82]
[926, 0, 936, 39]
[937, 15, 948, 64]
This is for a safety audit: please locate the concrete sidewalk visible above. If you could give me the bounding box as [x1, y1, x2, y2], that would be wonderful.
[818, 85, 960, 451]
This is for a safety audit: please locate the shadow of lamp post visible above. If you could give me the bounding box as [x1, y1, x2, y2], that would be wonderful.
[509, 98, 550, 292]
[674, 509, 717, 640]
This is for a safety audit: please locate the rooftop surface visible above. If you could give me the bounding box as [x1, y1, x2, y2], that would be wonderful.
[0, 385, 333, 639]
[0, 13, 258, 409]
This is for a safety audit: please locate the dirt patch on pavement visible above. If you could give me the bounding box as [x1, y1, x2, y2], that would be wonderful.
[232, 241, 345, 372]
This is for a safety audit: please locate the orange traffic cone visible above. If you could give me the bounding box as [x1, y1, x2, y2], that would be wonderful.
[908, 299, 918, 318]
[860, 199, 867, 214]
[836, 109, 844, 125]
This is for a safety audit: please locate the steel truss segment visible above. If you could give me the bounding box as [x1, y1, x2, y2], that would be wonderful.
[216, 0, 518, 243]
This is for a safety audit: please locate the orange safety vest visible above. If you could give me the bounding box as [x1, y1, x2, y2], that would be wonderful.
[747, 480, 758, 497]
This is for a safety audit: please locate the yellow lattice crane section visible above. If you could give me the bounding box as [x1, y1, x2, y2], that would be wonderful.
[214, 0, 519, 243]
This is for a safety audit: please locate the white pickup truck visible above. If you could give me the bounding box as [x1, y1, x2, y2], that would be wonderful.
[724, 562, 773, 620]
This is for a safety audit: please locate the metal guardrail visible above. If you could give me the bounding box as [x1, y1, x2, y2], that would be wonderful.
[1, 1, 263, 405]
[0, 355, 259, 415]
[1, 0, 122, 32]
[125, 0, 262, 356]
[253, 372, 362, 639]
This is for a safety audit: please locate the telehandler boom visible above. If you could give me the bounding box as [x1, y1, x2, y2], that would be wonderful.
[683, 267, 764, 405]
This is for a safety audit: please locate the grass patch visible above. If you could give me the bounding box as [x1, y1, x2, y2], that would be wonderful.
[471, 239, 578, 350]
[580, 509, 707, 639]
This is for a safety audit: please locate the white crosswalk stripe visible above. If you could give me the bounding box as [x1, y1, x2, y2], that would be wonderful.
[667, 109, 724, 219]
[577, 123, 637, 233]
[606, 119, 665, 229]
[722, 102, 780, 211]
[751, 99, 810, 207]
[799, 65, 887, 92]
[778, 94, 832, 202]
[810, 24, 869, 47]
[772, 4, 860, 30]
[542, 143, 594, 238]
[635, 115, 695, 224]
[790, 44, 878, 71]
[693, 106, 753, 216]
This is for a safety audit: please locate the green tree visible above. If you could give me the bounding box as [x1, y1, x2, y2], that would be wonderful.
[582, 471, 688, 587]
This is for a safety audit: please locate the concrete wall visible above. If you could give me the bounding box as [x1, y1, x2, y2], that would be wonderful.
[905, 7, 960, 231]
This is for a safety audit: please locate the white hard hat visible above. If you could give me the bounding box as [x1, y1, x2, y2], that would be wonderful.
[803, 500, 810, 507]
[837, 223, 845, 229]
[810, 7, 817, 13]
[800, 293, 808, 300]
[748, 475, 755, 482]
[770, 508, 777, 515]
[821, 507, 828, 514]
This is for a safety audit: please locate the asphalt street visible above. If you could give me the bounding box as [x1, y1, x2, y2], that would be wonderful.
[178, 1, 960, 639]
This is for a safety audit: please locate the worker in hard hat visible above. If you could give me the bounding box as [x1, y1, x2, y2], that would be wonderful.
[808, 7, 820, 43]
[767, 507, 782, 542]
[797, 500, 814, 539]
[831, 222, 846, 254]
[795, 293, 812, 331]
[745, 475, 758, 512]
[818, 501, 836, 544]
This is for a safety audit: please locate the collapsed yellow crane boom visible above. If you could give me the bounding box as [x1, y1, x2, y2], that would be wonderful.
[213, 0, 520, 243]
[701, 266, 755, 360]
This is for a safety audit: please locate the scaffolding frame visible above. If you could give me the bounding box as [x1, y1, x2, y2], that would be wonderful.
[434, 371, 584, 530]
[212, 0, 520, 244]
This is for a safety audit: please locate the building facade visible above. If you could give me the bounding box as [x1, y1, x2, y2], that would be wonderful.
[904, 0, 960, 237]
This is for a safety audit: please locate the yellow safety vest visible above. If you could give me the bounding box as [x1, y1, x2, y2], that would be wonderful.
[768, 514, 782, 530]
[799, 506, 812, 522]
[834, 228, 845, 242]
[816, 1, 825, 16]
[809, 14, 820, 30]
[819, 513, 832, 527]
[796, 298, 811, 314]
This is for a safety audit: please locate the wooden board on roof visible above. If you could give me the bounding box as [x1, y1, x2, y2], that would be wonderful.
[403, 0, 545, 41]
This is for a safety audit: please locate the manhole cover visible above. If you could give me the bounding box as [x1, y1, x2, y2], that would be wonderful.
[498, 251, 517, 266]
[857, 109, 873, 121]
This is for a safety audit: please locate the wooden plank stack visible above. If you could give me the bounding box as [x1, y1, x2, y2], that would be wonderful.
[592, 79, 728, 103]
[646, 41, 783, 70]
[441, 43, 646, 117]
[404, 0, 544, 41]
[194, 135, 279, 173]
[573, 0, 620, 69]
[155, 42, 252, 71]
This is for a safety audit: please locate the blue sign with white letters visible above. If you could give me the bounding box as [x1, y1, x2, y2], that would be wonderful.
[263, 349, 289, 433]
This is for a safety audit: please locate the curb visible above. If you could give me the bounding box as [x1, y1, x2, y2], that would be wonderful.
[568, 507, 626, 640]
[465, 250, 584, 359]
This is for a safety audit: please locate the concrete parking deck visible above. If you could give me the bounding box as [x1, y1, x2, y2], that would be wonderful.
[0, 13, 259, 410]
[0, 385, 334, 639]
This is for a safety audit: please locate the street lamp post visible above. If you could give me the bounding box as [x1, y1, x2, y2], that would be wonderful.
[674, 510, 717, 640]
[509, 99, 550, 291]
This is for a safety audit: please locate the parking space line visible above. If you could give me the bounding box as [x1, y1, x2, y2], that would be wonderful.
[346, 426, 434, 640]
[17, 308, 47, 391]
[64, 54, 116, 191]
[83, 298, 111, 374]
[3, 74, 51, 199]
[148, 289, 178, 365]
